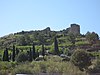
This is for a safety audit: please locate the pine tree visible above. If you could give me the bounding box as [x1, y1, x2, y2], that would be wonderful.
[3, 48, 9, 61]
[12, 45, 15, 61]
[54, 36, 59, 55]
[32, 43, 36, 60]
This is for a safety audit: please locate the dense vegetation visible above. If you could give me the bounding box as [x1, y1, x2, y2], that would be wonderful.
[0, 25, 100, 75]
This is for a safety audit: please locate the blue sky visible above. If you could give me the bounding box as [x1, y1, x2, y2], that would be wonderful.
[0, 0, 100, 37]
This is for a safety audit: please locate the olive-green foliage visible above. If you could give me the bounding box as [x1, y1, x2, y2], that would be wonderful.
[0, 56, 87, 75]
[45, 45, 51, 50]
[0, 54, 2, 61]
[0, 61, 17, 71]
[16, 34, 31, 46]
[48, 45, 54, 53]
[48, 45, 62, 54]
[35, 45, 41, 52]
[16, 52, 28, 62]
[12, 63, 33, 75]
[36, 33, 47, 45]
[71, 49, 92, 71]
[12, 58, 86, 75]
[17, 46, 31, 50]
[63, 48, 69, 55]
[85, 32, 99, 44]
[0, 70, 9, 75]
[90, 52, 100, 58]
[75, 41, 89, 46]
[0, 62, 9, 70]
[58, 38, 66, 44]
[67, 33, 76, 45]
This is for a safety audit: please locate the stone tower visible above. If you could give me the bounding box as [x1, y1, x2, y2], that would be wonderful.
[68, 24, 80, 35]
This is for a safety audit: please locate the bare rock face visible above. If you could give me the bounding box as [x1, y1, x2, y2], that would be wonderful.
[68, 24, 80, 35]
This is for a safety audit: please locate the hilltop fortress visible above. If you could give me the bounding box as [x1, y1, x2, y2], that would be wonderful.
[67, 24, 80, 35]
[43, 23, 80, 36]
[15, 23, 80, 36]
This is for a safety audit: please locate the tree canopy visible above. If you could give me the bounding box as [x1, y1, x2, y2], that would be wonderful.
[86, 32, 99, 44]
[71, 49, 92, 71]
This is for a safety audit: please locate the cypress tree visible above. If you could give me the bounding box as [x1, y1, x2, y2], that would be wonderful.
[12, 45, 15, 61]
[29, 48, 32, 61]
[36, 50, 39, 57]
[32, 42, 36, 60]
[42, 44, 45, 58]
[9, 53, 12, 60]
[16, 48, 19, 55]
[3, 48, 9, 61]
[54, 36, 59, 55]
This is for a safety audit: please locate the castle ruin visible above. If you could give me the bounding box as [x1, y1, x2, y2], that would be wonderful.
[67, 24, 80, 35]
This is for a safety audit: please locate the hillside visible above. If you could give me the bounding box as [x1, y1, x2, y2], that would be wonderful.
[0, 23, 100, 52]
[0, 23, 100, 74]
[0, 24, 80, 49]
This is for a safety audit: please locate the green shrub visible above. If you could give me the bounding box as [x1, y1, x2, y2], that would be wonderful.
[45, 45, 51, 50]
[0, 70, 8, 75]
[0, 56, 87, 75]
[16, 52, 28, 62]
[48, 45, 54, 54]
[12, 65, 33, 75]
[32, 63, 41, 74]
[75, 41, 89, 46]
[0, 61, 18, 75]
[0, 62, 12, 70]
[71, 49, 92, 71]
[35, 45, 41, 52]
